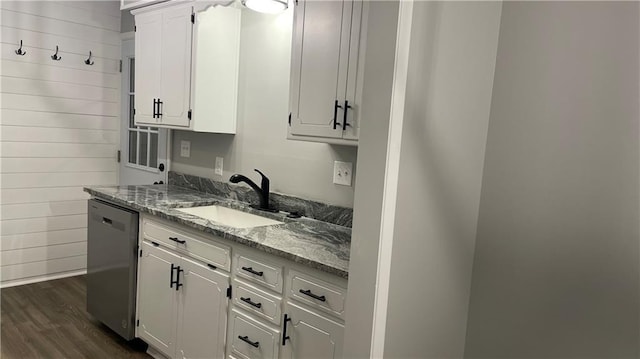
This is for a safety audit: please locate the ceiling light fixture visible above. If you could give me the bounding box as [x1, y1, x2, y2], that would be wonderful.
[242, 0, 287, 14]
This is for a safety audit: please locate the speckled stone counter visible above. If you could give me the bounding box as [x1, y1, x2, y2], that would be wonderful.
[84, 185, 350, 278]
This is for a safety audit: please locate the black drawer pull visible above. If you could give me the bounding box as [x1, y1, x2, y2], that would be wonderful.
[207, 263, 217, 270]
[240, 297, 262, 309]
[299, 289, 326, 302]
[151, 241, 160, 247]
[238, 335, 260, 348]
[241, 266, 263, 277]
[169, 237, 186, 244]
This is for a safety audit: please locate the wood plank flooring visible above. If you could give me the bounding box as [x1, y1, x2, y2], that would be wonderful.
[1, 275, 151, 358]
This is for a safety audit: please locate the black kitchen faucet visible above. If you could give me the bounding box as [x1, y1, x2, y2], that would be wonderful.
[229, 169, 274, 212]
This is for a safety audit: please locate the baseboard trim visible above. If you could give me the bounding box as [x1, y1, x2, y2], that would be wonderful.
[146, 345, 170, 359]
[1, 269, 87, 288]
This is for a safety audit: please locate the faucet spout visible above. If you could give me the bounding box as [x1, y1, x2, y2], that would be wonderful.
[229, 169, 271, 211]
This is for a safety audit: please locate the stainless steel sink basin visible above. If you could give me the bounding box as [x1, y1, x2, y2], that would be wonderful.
[176, 205, 283, 229]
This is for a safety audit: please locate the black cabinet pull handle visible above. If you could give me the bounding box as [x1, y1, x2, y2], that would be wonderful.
[169, 237, 186, 244]
[151, 241, 160, 247]
[299, 289, 326, 302]
[170, 263, 176, 288]
[175, 266, 183, 291]
[153, 98, 157, 118]
[207, 263, 217, 270]
[333, 100, 342, 130]
[238, 335, 260, 348]
[282, 314, 292, 346]
[157, 99, 163, 118]
[240, 297, 262, 309]
[241, 266, 264, 277]
[342, 100, 352, 131]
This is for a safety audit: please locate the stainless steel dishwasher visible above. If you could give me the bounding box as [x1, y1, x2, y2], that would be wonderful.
[87, 199, 139, 340]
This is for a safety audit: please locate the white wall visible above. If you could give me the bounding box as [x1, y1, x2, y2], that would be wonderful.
[465, 2, 640, 357]
[0, 1, 121, 286]
[381, 2, 502, 357]
[170, 8, 358, 208]
[343, 1, 398, 357]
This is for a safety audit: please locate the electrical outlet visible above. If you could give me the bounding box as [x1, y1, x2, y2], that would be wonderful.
[333, 161, 353, 186]
[180, 141, 191, 158]
[215, 157, 223, 176]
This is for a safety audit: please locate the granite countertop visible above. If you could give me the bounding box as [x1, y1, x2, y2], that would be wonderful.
[84, 185, 350, 278]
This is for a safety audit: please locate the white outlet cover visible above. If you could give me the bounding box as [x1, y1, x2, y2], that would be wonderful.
[333, 161, 353, 186]
[180, 140, 191, 158]
[215, 157, 223, 176]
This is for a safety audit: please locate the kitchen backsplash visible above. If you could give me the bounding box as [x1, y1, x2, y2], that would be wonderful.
[169, 171, 353, 227]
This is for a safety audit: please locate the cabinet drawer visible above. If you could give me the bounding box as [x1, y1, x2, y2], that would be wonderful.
[234, 254, 283, 293]
[228, 310, 279, 359]
[233, 280, 282, 326]
[287, 270, 346, 320]
[142, 218, 231, 271]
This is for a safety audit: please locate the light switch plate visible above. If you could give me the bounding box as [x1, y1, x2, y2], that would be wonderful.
[215, 157, 223, 176]
[333, 161, 353, 186]
[180, 141, 191, 158]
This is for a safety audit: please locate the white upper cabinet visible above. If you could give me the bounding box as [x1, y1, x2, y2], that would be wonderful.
[132, 1, 241, 133]
[159, 5, 194, 127]
[191, 3, 241, 134]
[288, 0, 366, 146]
[122, 0, 166, 11]
[134, 10, 162, 125]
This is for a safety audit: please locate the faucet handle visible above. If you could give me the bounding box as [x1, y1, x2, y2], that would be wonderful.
[254, 169, 270, 199]
[254, 169, 269, 184]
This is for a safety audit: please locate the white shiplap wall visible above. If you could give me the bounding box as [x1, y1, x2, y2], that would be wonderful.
[0, 1, 121, 286]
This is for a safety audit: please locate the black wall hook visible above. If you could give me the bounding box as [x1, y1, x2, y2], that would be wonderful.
[84, 51, 94, 65]
[15, 40, 26, 56]
[51, 45, 61, 61]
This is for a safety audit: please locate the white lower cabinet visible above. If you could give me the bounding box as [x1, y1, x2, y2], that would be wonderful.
[281, 301, 344, 359]
[228, 309, 280, 359]
[137, 216, 347, 359]
[138, 241, 178, 356]
[137, 240, 230, 359]
[176, 256, 229, 359]
[228, 247, 347, 359]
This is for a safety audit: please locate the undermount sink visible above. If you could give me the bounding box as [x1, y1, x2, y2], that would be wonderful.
[176, 205, 283, 229]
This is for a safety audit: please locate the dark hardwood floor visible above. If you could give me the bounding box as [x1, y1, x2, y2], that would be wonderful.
[1, 275, 151, 359]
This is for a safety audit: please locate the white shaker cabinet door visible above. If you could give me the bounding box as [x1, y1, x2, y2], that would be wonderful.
[159, 4, 193, 128]
[134, 11, 162, 126]
[175, 256, 229, 359]
[289, 0, 353, 139]
[281, 301, 344, 359]
[137, 241, 180, 358]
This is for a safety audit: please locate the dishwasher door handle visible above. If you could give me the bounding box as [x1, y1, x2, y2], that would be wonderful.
[102, 217, 113, 225]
